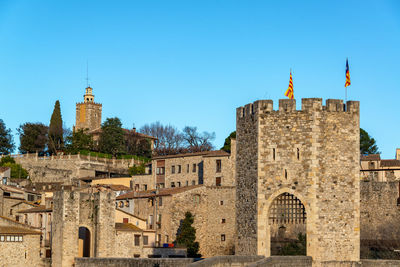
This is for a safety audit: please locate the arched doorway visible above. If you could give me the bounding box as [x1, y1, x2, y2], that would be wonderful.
[268, 192, 306, 255]
[78, 227, 91, 257]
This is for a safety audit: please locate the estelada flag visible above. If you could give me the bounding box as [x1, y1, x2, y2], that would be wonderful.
[345, 59, 351, 87]
[284, 72, 294, 99]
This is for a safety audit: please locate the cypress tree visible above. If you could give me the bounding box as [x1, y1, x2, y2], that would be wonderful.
[49, 100, 64, 153]
[0, 119, 15, 154]
[175, 211, 201, 258]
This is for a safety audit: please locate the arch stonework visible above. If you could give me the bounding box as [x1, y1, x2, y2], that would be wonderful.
[236, 98, 360, 264]
[258, 188, 311, 257]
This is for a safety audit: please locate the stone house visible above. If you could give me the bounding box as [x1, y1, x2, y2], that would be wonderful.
[0, 166, 11, 185]
[131, 145, 236, 191]
[0, 215, 42, 266]
[360, 151, 400, 182]
[116, 184, 236, 257]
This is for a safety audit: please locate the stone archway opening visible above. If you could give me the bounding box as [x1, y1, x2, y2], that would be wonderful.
[78, 227, 91, 257]
[268, 192, 306, 255]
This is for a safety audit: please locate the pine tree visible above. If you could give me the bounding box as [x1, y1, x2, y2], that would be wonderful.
[0, 119, 14, 154]
[49, 100, 64, 154]
[360, 128, 379, 155]
[98, 117, 125, 156]
[175, 211, 201, 258]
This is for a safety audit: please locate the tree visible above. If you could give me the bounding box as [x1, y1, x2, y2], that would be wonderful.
[48, 100, 64, 154]
[0, 156, 28, 179]
[98, 117, 125, 156]
[17, 123, 48, 154]
[0, 119, 14, 154]
[140, 122, 184, 155]
[360, 128, 379, 155]
[175, 211, 201, 258]
[128, 163, 146, 176]
[221, 131, 236, 153]
[125, 131, 152, 158]
[182, 126, 215, 153]
[65, 129, 94, 153]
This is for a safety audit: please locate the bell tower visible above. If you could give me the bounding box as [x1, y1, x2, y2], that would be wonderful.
[74, 86, 102, 132]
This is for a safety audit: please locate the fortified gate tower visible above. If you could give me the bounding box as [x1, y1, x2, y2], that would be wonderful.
[235, 98, 360, 263]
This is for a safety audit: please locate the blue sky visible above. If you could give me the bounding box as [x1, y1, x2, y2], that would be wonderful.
[0, 0, 399, 158]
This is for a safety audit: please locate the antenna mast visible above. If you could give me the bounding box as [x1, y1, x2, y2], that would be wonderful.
[86, 60, 89, 87]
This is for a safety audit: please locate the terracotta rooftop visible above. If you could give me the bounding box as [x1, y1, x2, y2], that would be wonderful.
[380, 160, 400, 167]
[17, 205, 52, 213]
[117, 185, 203, 200]
[115, 223, 143, 232]
[153, 150, 230, 160]
[0, 226, 41, 235]
[0, 216, 39, 230]
[116, 208, 146, 221]
[88, 128, 157, 140]
[93, 184, 131, 191]
[0, 166, 10, 172]
[11, 201, 39, 208]
[360, 154, 381, 161]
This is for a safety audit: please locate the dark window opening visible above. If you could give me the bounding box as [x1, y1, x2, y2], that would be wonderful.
[216, 160, 222, 173]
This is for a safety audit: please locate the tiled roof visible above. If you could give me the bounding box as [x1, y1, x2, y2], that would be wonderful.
[380, 160, 400, 167]
[0, 166, 10, 172]
[0, 216, 39, 230]
[88, 128, 158, 140]
[11, 201, 39, 208]
[0, 226, 41, 235]
[153, 150, 230, 160]
[95, 184, 131, 191]
[17, 205, 52, 213]
[116, 208, 146, 221]
[117, 185, 203, 200]
[360, 154, 381, 161]
[115, 223, 143, 232]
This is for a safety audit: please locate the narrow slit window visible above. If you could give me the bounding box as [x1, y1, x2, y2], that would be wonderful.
[297, 148, 300, 160]
[273, 148, 276, 161]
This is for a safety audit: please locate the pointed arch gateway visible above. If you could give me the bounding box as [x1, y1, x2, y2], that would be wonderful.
[268, 192, 307, 255]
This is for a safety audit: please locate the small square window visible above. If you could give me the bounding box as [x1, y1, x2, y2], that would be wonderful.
[221, 234, 226, 241]
[0, 236, 4, 242]
[220, 200, 224, 205]
[221, 218, 226, 223]
[10, 236, 15, 242]
[18, 236, 23, 242]
[6, 236, 10, 242]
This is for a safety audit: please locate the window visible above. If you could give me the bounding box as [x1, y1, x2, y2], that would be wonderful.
[187, 164, 189, 173]
[123, 218, 129, 223]
[186, 181, 189, 186]
[144, 184, 148, 191]
[220, 200, 224, 205]
[15, 215, 19, 222]
[216, 177, 222, 186]
[177, 182, 181, 187]
[285, 169, 288, 179]
[143, 235, 149, 245]
[172, 166, 175, 174]
[157, 167, 165, 175]
[216, 160, 222, 173]
[221, 218, 226, 224]
[9, 209, 12, 215]
[134, 254, 140, 258]
[135, 184, 139, 191]
[192, 164, 196, 173]
[159, 197, 163, 206]
[166, 235, 169, 243]
[178, 165, 181, 173]
[297, 148, 300, 160]
[134, 235, 140, 246]
[119, 201, 124, 208]
[171, 182, 175, 188]
[221, 234, 226, 241]
[0, 235, 23, 242]
[125, 201, 130, 207]
[192, 180, 196, 185]
[28, 194, 35, 201]
[273, 148, 276, 161]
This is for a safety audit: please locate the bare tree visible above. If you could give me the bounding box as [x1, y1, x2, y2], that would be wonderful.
[140, 122, 184, 155]
[182, 126, 215, 152]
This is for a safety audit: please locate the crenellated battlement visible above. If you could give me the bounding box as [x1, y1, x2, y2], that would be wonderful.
[76, 102, 102, 107]
[236, 98, 359, 119]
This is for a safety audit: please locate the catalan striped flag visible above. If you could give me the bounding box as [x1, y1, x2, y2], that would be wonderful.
[345, 59, 351, 87]
[284, 72, 294, 99]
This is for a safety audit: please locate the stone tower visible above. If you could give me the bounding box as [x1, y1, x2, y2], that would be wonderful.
[52, 188, 116, 267]
[75, 86, 102, 132]
[235, 98, 360, 264]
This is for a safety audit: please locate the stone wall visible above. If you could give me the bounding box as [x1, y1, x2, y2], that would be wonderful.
[75, 257, 194, 267]
[5, 153, 144, 184]
[132, 185, 236, 257]
[189, 255, 264, 267]
[360, 180, 400, 258]
[0, 234, 42, 267]
[248, 256, 312, 267]
[236, 99, 360, 263]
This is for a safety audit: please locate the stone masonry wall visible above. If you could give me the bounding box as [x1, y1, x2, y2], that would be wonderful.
[236, 98, 360, 263]
[0, 234, 42, 267]
[235, 99, 261, 255]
